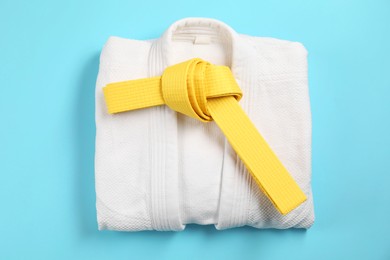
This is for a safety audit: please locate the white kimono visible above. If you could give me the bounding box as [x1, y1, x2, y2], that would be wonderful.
[95, 17, 314, 231]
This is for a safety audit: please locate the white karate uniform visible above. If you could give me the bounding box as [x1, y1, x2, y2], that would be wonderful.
[95, 17, 314, 231]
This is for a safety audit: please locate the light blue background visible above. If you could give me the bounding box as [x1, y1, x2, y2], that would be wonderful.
[1, 0, 389, 259]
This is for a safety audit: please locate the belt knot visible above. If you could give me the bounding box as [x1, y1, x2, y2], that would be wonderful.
[161, 58, 242, 122]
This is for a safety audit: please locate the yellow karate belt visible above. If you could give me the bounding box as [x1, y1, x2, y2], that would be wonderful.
[103, 58, 306, 215]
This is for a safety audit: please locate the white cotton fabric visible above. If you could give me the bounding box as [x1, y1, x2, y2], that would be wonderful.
[94, 17, 314, 231]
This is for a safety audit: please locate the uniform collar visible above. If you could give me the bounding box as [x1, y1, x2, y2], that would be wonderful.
[148, 17, 256, 80]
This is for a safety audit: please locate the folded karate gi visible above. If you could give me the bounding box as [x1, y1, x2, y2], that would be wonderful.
[95, 17, 314, 231]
